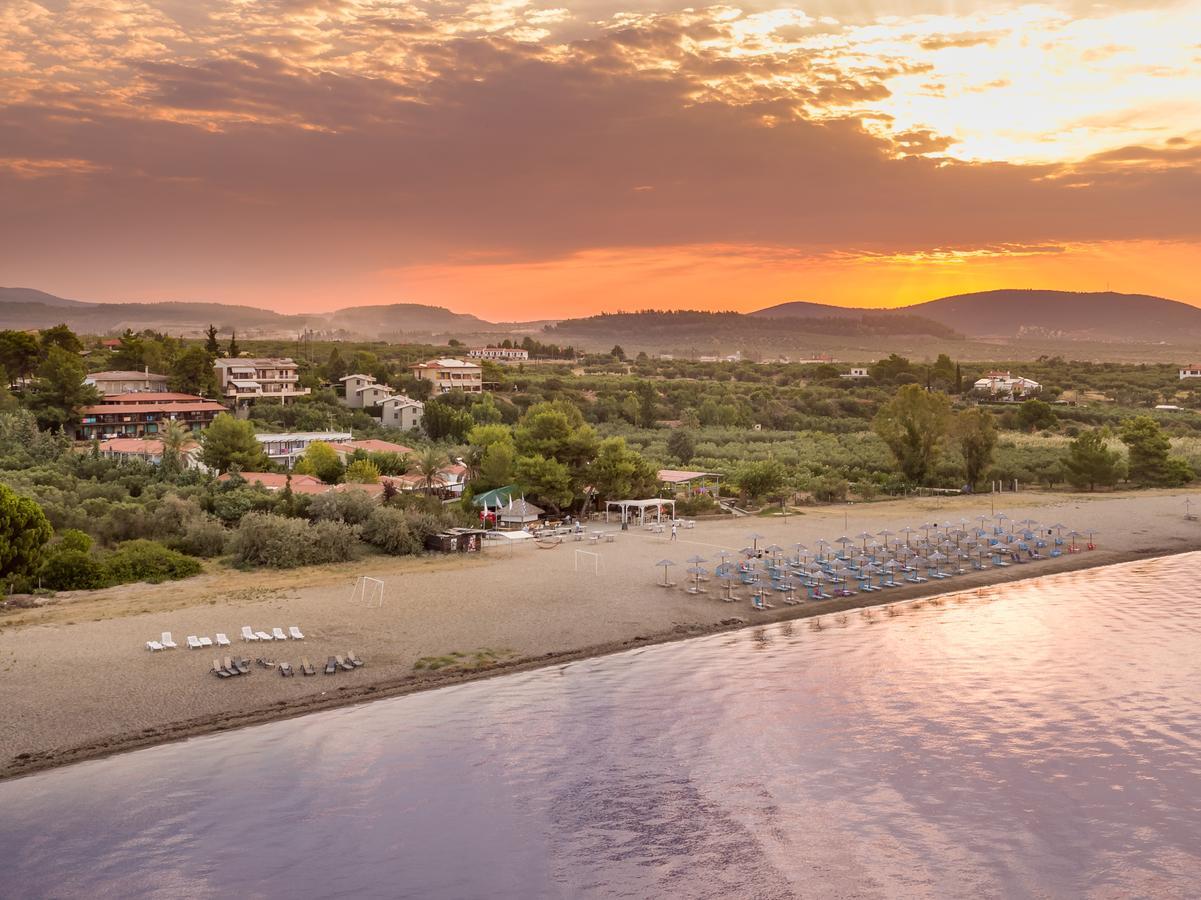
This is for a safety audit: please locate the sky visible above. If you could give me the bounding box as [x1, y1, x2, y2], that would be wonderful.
[1, 0, 1199, 318]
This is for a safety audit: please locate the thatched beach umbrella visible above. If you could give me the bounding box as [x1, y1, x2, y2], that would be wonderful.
[877, 528, 895, 550]
[747, 532, 765, 552]
[655, 559, 677, 587]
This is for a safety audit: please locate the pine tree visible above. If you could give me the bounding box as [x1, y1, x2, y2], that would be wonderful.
[228, 331, 240, 359]
[205, 324, 220, 355]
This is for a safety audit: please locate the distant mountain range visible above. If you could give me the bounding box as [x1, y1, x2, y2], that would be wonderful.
[2, 286, 1199, 346]
[754, 290, 1201, 341]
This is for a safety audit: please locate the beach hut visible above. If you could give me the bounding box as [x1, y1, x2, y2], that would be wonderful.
[498, 499, 543, 528]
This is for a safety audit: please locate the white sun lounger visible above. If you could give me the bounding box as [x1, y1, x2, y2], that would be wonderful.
[146, 640, 164, 652]
[272, 627, 288, 641]
[198, 636, 213, 647]
[255, 630, 273, 641]
[241, 626, 258, 641]
[186, 635, 203, 650]
[216, 633, 231, 647]
[288, 626, 304, 640]
[160, 632, 177, 649]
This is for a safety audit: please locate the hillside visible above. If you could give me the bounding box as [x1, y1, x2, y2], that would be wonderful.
[898, 290, 1201, 340]
[749, 301, 872, 320]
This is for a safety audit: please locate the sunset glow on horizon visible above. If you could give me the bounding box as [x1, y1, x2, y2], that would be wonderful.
[2, 0, 1199, 317]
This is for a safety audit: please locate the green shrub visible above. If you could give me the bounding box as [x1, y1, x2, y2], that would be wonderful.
[172, 518, 230, 558]
[40, 548, 106, 591]
[231, 512, 360, 568]
[362, 507, 422, 555]
[102, 540, 202, 584]
[57, 528, 93, 554]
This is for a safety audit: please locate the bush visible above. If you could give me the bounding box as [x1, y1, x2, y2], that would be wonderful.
[57, 528, 93, 554]
[172, 518, 230, 558]
[40, 548, 106, 591]
[308, 489, 377, 526]
[362, 507, 422, 555]
[811, 474, 849, 502]
[231, 512, 360, 568]
[102, 540, 203, 584]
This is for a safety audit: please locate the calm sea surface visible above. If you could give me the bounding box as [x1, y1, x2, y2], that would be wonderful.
[2, 555, 1201, 899]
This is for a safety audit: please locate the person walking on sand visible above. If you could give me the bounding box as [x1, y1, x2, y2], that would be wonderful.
[671, 522, 678, 541]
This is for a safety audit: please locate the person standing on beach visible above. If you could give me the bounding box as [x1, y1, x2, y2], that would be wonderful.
[671, 522, 678, 541]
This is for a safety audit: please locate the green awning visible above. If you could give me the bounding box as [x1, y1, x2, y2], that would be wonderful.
[472, 484, 519, 508]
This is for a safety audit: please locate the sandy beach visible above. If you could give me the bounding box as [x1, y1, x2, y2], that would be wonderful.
[3, 488, 1199, 781]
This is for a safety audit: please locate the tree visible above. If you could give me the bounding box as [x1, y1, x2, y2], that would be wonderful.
[170, 345, 219, 396]
[610, 345, 626, 360]
[477, 441, 516, 489]
[200, 413, 269, 473]
[515, 453, 573, 510]
[1062, 428, 1125, 491]
[636, 380, 657, 426]
[423, 399, 474, 442]
[872, 385, 952, 483]
[27, 345, 102, 430]
[294, 441, 344, 484]
[0, 330, 42, 384]
[345, 458, 381, 484]
[39, 323, 83, 355]
[588, 437, 657, 502]
[1120, 415, 1192, 486]
[514, 401, 598, 483]
[734, 458, 786, 501]
[1017, 399, 1057, 432]
[868, 353, 913, 383]
[415, 447, 445, 495]
[953, 408, 997, 489]
[666, 428, 696, 465]
[159, 419, 192, 477]
[931, 353, 956, 390]
[205, 324, 220, 355]
[228, 331, 240, 359]
[0, 484, 53, 580]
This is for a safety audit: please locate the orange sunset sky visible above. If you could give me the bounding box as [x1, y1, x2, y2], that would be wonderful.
[2, 0, 1199, 318]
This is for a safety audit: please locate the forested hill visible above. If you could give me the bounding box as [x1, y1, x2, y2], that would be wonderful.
[545, 309, 962, 343]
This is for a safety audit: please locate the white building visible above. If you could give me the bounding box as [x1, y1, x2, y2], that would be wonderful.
[409, 358, 483, 393]
[214, 358, 310, 405]
[255, 431, 353, 466]
[84, 369, 170, 394]
[973, 371, 1041, 399]
[380, 395, 424, 431]
[468, 347, 528, 362]
[338, 374, 395, 409]
[840, 367, 869, 379]
[1178, 364, 1201, 380]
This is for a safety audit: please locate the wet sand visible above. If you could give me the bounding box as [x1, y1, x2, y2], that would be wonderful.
[2, 489, 1199, 780]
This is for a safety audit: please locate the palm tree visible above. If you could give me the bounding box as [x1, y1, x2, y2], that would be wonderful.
[159, 419, 190, 475]
[416, 447, 445, 496]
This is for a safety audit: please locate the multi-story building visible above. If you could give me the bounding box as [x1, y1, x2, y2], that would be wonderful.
[468, 347, 529, 362]
[379, 395, 424, 431]
[76, 394, 227, 440]
[409, 358, 483, 394]
[338, 374, 395, 408]
[214, 358, 310, 405]
[973, 371, 1041, 399]
[254, 431, 353, 467]
[84, 369, 170, 393]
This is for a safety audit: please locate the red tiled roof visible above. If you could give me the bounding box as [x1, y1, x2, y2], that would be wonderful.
[217, 472, 330, 494]
[328, 439, 415, 455]
[80, 400, 227, 415]
[99, 392, 210, 404]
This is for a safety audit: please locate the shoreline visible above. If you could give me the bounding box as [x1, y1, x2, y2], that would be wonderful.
[2, 536, 1191, 783]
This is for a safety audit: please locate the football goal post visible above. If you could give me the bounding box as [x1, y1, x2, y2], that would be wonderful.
[574, 550, 601, 575]
[350, 576, 385, 608]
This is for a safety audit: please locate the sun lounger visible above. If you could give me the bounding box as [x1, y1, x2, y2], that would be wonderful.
[256, 657, 276, 669]
[335, 655, 355, 671]
[146, 640, 164, 652]
[272, 627, 288, 641]
[211, 659, 232, 678]
[222, 656, 240, 676]
[324, 657, 338, 675]
[187, 635, 203, 650]
[288, 626, 304, 640]
[199, 636, 213, 647]
[234, 657, 250, 675]
[279, 662, 294, 677]
[301, 657, 316, 676]
[255, 631, 272, 641]
[241, 626, 258, 642]
[216, 633, 231, 647]
[346, 651, 364, 668]
[160, 632, 177, 650]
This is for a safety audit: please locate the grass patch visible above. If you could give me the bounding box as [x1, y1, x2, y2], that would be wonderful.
[414, 647, 515, 672]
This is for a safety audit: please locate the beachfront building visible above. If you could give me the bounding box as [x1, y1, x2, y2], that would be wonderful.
[658, 469, 722, 498]
[840, 367, 870, 379]
[76, 394, 227, 440]
[255, 431, 353, 467]
[84, 369, 170, 394]
[468, 347, 529, 362]
[326, 438, 415, 464]
[972, 371, 1041, 399]
[409, 358, 483, 394]
[380, 395, 424, 431]
[214, 358, 310, 406]
[1178, 364, 1201, 380]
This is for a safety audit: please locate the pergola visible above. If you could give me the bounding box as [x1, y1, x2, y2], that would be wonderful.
[658, 469, 722, 498]
[605, 498, 677, 526]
